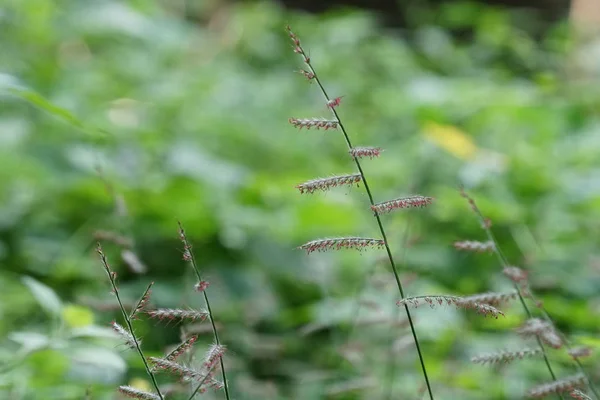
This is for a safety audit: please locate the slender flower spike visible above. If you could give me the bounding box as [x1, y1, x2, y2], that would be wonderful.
[349, 147, 382, 160]
[149, 357, 209, 382]
[164, 335, 199, 363]
[461, 291, 518, 307]
[147, 308, 208, 322]
[111, 321, 138, 349]
[397, 295, 505, 318]
[289, 118, 338, 130]
[527, 374, 586, 398]
[454, 240, 495, 253]
[204, 344, 227, 371]
[570, 389, 593, 400]
[130, 282, 153, 320]
[327, 96, 344, 109]
[471, 348, 542, 365]
[516, 318, 563, 349]
[194, 280, 210, 292]
[297, 69, 315, 80]
[299, 237, 385, 254]
[503, 265, 528, 283]
[118, 386, 161, 400]
[289, 118, 339, 130]
[371, 196, 434, 214]
[568, 346, 592, 360]
[296, 174, 362, 194]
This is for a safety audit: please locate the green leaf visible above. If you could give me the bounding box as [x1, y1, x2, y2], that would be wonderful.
[21, 276, 62, 317]
[2, 85, 109, 139]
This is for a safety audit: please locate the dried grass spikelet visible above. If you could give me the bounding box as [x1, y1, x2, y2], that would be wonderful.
[149, 357, 210, 382]
[516, 318, 563, 349]
[570, 389, 593, 400]
[118, 386, 160, 400]
[526, 374, 586, 398]
[111, 321, 138, 349]
[461, 291, 518, 307]
[371, 196, 434, 214]
[289, 117, 338, 130]
[471, 348, 542, 365]
[203, 344, 226, 371]
[349, 147, 382, 159]
[454, 240, 495, 253]
[147, 308, 208, 322]
[165, 335, 199, 363]
[568, 346, 593, 360]
[130, 282, 153, 320]
[397, 295, 505, 318]
[298, 237, 385, 254]
[502, 265, 528, 283]
[296, 174, 362, 194]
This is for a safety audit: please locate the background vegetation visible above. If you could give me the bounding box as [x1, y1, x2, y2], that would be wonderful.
[1, 0, 599, 399]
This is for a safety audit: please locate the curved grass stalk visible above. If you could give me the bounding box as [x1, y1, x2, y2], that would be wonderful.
[287, 26, 435, 400]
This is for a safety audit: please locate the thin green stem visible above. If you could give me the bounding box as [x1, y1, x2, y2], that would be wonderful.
[97, 245, 164, 400]
[178, 222, 231, 400]
[288, 28, 435, 400]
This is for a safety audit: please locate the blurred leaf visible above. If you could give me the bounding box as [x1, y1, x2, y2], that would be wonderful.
[8, 331, 50, 354]
[21, 276, 62, 317]
[62, 305, 94, 328]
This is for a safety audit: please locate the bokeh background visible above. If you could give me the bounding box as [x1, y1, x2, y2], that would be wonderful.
[1, 0, 600, 399]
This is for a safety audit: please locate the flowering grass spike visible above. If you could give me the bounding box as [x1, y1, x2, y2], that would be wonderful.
[296, 174, 362, 194]
[289, 117, 338, 130]
[349, 147, 382, 160]
[471, 348, 542, 365]
[398, 295, 505, 318]
[454, 240, 495, 253]
[299, 237, 385, 254]
[527, 374, 586, 398]
[371, 196, 434, 214]
[147, 308, 208, 322]
[118, 386, 161, 400]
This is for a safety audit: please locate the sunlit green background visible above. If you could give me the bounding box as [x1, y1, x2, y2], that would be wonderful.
[1, 0, 600, 399]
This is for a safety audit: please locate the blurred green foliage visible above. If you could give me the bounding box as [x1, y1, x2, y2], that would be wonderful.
[1, 0, 600, 399]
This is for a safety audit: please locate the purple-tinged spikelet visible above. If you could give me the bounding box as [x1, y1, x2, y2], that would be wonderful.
[397, 295, 505, 318]
[349, 147, 382, 160]
[164, 335, 198, 363]
[299, 237, 385, 254]
[568, 346, 592, 360]
[194, 280, 210, 292]
[461, 291, 518, 307]
[147, 308, 208, 322]
[204, 344, 226, 371]
[118, 386, 160, 400]
[454, 240, 495, 253]
[289, 118, 338, 130]
[503, 265, 528, 283]
[527, 374, 586, 398]
[471, 348, 542, 365]
[130, 282, 153, 320]
[371, 196, 433, 214]
[327, 96, 344, 109]
[516, 318, 563, 349]
[149, 357, 208, 382]
[297, 69, 315, 81]
[296, 174, 362, 194]
[111, 321, 138, 349]
[570, 389, 593, 400]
